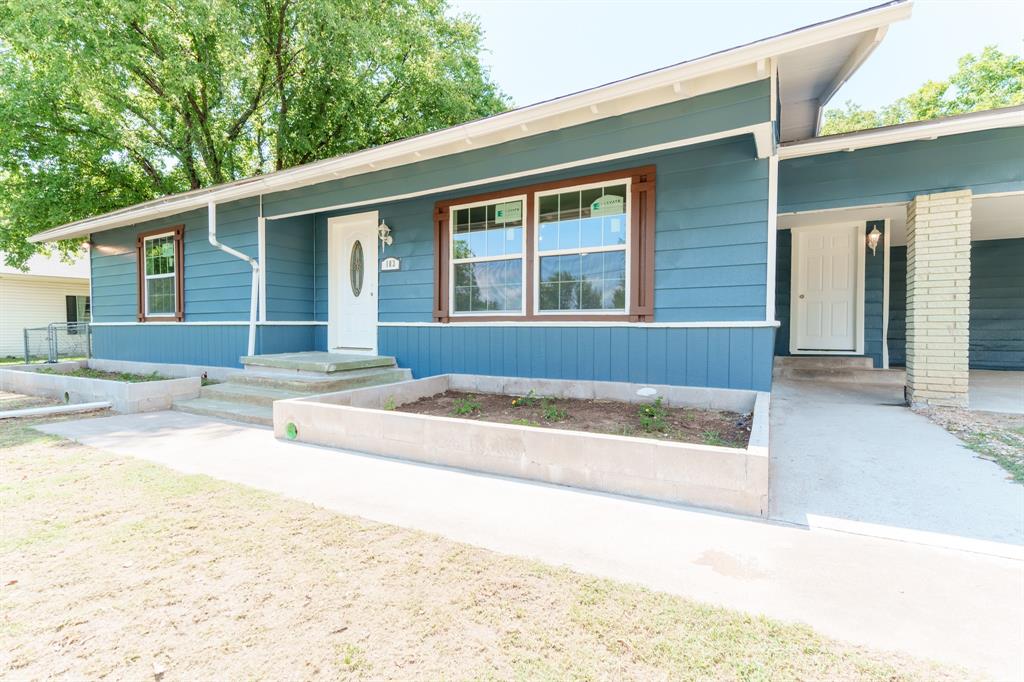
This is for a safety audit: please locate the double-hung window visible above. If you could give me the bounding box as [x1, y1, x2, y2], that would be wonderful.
[136, 225, 184, 321]
[433, 166, 654, 322]
[536, 181, 628, 313]
[449, 196, 526, 315]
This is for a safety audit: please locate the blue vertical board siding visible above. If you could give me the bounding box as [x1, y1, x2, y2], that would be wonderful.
[779, 128, 1024, 213]
[773, 230, 792, 357]
[774, 223, 885, 367]
[862, 221, 885, 368]
[264, 215, 315, 320]
[91, 324, 321, 368]
[887, 246, 907, 367]
[379, 325, 775, 391]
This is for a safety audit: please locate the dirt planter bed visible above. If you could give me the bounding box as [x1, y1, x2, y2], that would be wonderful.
[0, 361, 200, 413]
[274, 374, 770, 517]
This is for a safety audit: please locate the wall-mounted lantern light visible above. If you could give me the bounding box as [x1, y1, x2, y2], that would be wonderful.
[378, 221, 393, 249]
[867, 225, 882, 256]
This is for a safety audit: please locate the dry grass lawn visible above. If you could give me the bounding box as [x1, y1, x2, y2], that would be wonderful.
[0, 415, 967, 681]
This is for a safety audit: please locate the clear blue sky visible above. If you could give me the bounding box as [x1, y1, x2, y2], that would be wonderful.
[450, 0, 1023, 111]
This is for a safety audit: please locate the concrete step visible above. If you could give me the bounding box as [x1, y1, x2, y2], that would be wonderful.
[199, 382, 306, 407]
[774, 355, 875, 369]
[227, 366, 412, 393]
[774, 367, 907, 386]
[240, 352, 396, 374]
[172, 398, 274, 427]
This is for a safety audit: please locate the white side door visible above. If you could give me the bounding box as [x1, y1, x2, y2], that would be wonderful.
[791, 224, 862, 352]
[328, 212, 378, 353]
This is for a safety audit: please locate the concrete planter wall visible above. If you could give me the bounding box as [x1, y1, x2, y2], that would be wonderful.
[0, 361, 200, 413]
[274, 374, 771, 517]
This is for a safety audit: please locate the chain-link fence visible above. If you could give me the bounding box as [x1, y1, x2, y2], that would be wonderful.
[22, 323, 91, 363]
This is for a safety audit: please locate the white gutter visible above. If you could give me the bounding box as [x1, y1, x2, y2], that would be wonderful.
[207, 200, 260, 356]
[781, 106, 1024, 159]
[29, 1, 911, 244]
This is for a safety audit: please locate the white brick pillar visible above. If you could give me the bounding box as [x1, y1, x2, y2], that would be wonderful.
[905, 189, 972, 408]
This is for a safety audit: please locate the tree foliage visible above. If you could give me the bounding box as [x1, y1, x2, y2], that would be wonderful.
[821, 46, 1024, 136]
[0, 0, 508, 268]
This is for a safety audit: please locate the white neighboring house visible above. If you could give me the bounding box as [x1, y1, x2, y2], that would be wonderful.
[0, 251, 90, 357]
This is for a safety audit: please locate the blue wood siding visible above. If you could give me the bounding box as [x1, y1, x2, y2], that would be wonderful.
[969, 238, 1024, 369]
[307, 138, 769, 324]
[91, 198, 260, 322]
[92, 324, 321, 368]
[379, 325, 774, 391]
[774, 222, 886, 368]
[888, 238, 1024, 370]
[779, 128, 1024, 214]
[888, 245, 907, 366]
[263, 80, 769, 218]
[264, 214, 315, 320]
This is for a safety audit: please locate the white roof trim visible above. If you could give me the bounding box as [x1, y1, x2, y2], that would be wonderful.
[31, 1, 911, 244]
[780, 105, 1024, 159]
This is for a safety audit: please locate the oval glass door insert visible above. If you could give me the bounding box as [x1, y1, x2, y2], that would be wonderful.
[349, 240, 364, 297]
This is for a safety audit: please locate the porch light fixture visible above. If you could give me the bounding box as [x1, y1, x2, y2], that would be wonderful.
[378, 221, 393, 248]
[867, 225, 882, 256]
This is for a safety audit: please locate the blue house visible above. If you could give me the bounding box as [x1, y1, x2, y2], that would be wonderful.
[31, 0, 1024, 415]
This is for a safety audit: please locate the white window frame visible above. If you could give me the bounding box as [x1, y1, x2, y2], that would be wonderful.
[448, 193, 528, 317]
[533, 177, 632, 316]
[142, 231, 178, 318]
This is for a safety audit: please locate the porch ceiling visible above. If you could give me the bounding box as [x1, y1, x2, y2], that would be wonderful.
[777, 192, 1024, 246]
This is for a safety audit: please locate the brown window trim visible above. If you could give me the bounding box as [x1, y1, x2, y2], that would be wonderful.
[136, 224, 185, 322]
[433, 165, 656, 323]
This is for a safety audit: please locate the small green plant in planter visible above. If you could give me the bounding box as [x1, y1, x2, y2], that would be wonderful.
[451, 395, 482, 416]
[701, 429, 727, 446]
[383, 396, 397, 411]
[511, 390, 540, 408]
[511, 418, 541, 427]
[638, 397, 669, 432]
[541, 398, 567, 422]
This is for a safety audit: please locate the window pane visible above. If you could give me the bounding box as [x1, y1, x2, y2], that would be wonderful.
[146, 275, 175, 315]
[452, 200, 523, 260]
[538, 222, 558, 252]
[602, 216, 626, 246]
[557, 219, 580, 250]
[145, 236, 175, 276]
[579, 217, 602, 248]
[452, 259, 522, 313]
[539, 250, 625, 312]
[558, 191, 580, 221]
[538, 194, 558, 224]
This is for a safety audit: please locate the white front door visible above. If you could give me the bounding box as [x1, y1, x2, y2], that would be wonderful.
[328, 212, 378, 353]
[791, 224, 863, 353]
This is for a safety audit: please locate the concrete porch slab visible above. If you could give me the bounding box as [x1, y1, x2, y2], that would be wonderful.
[970, 369, 1024, 414]
[770, 378, 1024, 550]
[36, 411, 1024, 679]
[240, 352, 396, 373]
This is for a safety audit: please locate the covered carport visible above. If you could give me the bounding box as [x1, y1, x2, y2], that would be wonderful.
[776, 106, 1024, 411]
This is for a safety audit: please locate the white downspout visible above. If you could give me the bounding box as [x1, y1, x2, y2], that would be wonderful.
[208, 200, 260, 357]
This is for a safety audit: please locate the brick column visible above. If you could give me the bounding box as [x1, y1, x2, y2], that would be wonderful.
[905, 189, 972, 408]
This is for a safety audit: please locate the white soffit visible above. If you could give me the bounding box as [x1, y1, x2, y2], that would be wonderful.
[777, 192, 1024, 246]
[31, 1, 912, 243]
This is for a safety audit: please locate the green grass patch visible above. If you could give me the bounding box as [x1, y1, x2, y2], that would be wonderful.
[36, 367, 168, 382]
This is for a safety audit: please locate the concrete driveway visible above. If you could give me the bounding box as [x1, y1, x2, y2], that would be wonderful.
[769, 378, 1024, 552]
[37, 411, 1024, 679]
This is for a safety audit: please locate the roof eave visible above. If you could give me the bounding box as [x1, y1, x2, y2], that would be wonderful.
[31, 0, 913, 243]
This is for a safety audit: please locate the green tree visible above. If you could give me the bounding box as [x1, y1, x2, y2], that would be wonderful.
[820, 46, 1024, 136]
[0, 0, 508, 268]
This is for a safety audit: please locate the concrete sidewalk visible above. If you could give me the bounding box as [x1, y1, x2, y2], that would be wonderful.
[39, 411, 1024, 680]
